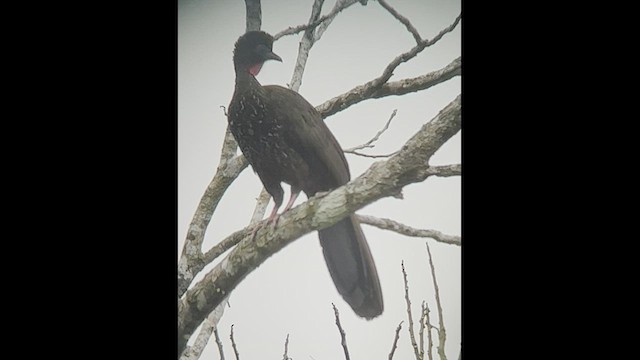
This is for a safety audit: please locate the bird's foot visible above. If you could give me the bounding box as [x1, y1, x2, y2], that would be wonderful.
[248, 223, 261, 241]
[267, 212, 281, 230]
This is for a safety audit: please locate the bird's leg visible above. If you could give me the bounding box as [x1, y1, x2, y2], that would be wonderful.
[282, 186, 301, 213]
[265, 187, 299, 230]
[266, 185, 284, 227]
[266, 202, 281, 224]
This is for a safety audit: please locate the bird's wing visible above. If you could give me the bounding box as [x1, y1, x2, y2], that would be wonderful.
[264, 85, 350, 189]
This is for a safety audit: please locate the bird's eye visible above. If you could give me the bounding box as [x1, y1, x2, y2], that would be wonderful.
[256, 44, 270, 56]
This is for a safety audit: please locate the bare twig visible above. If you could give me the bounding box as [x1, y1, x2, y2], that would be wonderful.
[316, 56, 461, 119]
[313, 0, 360, 41]
[344, 109, 397, 152]
[274, 15, 327, 40]
[378, 0, 422, 44]
[332, 304, 351, 360]
[347, 150, 399, 158]
[426, 243, 447, 360]
[402, 261, 421, 360]
[244, 0, 261, 32]
[388, 321, 404, 360]
[230, 324, 240, 360]
[214, 327, 225, 360]
[282, 334, 290, 360]
[368, 13, 461, 92]
[419, 301, 426, 357]
[273, 0, 359, 40]
[424, 302, 434, 360]
[357, 215, 461, 246]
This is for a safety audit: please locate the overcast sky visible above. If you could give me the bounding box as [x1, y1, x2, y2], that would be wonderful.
[178, 0, 461, 358]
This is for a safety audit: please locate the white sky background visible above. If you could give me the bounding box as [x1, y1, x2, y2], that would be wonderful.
[178, 0, 461, 359]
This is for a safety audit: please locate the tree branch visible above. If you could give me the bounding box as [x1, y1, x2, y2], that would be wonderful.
[273, 0, 360, 40]
[347, 150, 399, 159]
[282, 334, 290, 360]
[344, 109, 397, 153]
[426, 243, 447, 360]
[213, 327, 225, 360]
[371, 57, 461, 100]
[332, 304, 351, 360]
[425, 164, 461, 178]
[370, 14, 461, 88]
[313, 0, 360, 41]
[357, 215, 461, 246]
[201, 227, 252, 266]
[317, 56, 461, 119]
[388, 321, 403, 360]
[288, 0, 325, 92]
[419, 301, 426, 357]
[402, 261, 422, 360]
[424, 302, 434, 360]
[249, 187, 272, 225]
[179, 301, 227, 360]
[178, 95, 461, 355]
[178, 134, 250, 298]
[230, 324, 240, 360]
[378, 0, 422, 44]
[244, 0, 261, 32]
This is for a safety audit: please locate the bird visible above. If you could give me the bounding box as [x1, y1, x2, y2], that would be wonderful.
[228, 31, 383, 319]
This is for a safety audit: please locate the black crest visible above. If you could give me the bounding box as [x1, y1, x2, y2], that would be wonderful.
[233, 31, 281, 69]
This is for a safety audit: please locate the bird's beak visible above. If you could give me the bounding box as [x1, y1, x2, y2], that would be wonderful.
[265, 51, 282, 62]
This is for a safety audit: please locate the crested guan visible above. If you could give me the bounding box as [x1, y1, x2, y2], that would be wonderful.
[228, 31, 383, 319]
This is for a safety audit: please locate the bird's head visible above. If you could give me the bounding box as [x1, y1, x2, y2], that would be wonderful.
[233, 31, 282, 76]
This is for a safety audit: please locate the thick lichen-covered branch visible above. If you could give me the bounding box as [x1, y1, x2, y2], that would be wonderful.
[178, 131, 249, 298]
[179, 301, 228, 360]
[177, 95, 461, 355]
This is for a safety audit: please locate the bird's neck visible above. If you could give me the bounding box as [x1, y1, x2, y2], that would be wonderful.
[234, 66, 263, 92]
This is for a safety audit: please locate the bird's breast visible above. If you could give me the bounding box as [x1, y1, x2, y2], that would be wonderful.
[228, 93, 310, 188]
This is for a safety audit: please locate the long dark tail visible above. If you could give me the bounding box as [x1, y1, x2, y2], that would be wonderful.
[318, 215, 383, 319]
